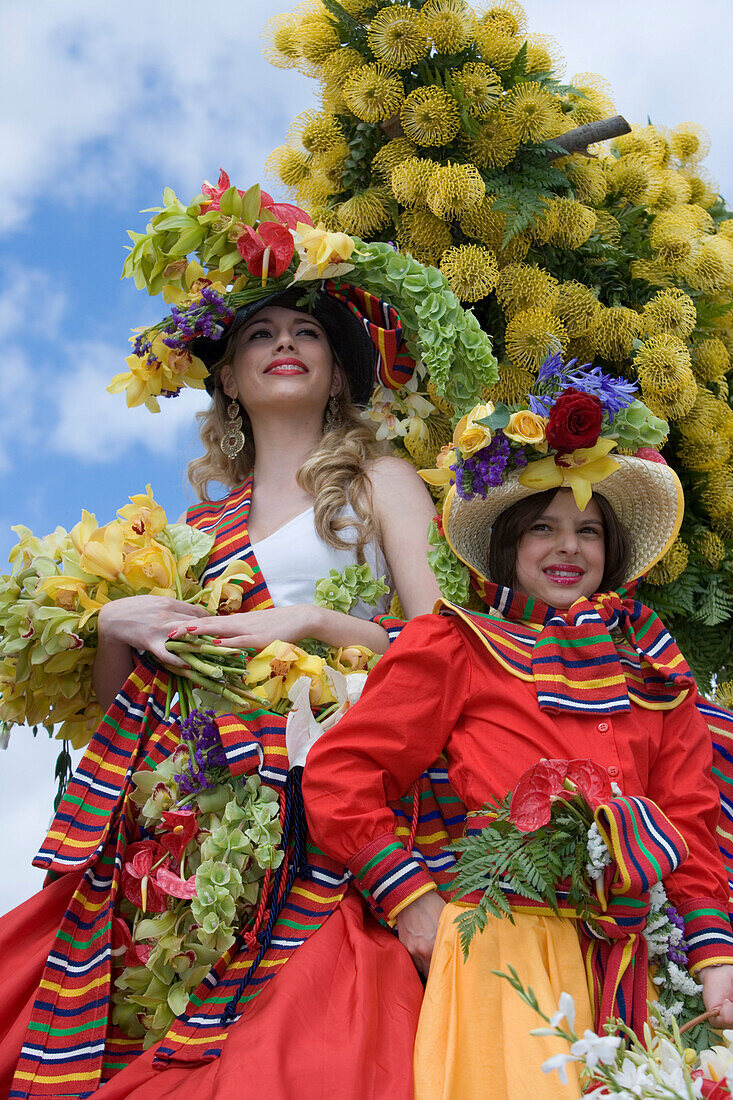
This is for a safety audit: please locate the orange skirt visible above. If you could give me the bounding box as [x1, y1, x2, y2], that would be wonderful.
[414, 903, 595, 1100]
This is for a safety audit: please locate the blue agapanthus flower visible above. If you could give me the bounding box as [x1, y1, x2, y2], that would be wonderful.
[532, 353, 637, 423]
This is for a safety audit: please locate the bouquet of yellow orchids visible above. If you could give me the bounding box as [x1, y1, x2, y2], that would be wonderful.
[0, 486, 254, 751]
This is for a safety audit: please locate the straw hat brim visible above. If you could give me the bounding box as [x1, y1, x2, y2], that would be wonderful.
[443, 456, 684, 587]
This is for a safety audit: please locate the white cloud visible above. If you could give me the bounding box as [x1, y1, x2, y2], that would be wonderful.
[48, 340, 210, 460]
[0, 267, 66, 342]
[0, 0, 314, 231]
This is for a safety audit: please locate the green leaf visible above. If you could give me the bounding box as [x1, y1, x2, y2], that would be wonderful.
[481, 404, 511, 430]
[240, 184, 262, 227]
[162, 524, 215, 568]
[218, 186, 243, 219]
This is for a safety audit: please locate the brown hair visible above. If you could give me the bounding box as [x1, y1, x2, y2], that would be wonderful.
[186, 332, 389, 560]
[487, 488, 631, 592]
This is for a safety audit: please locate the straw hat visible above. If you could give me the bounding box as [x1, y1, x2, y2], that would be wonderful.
[442, 455, 684, 586]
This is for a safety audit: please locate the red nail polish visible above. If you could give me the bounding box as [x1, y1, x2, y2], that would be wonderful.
[213, 638, 222, 645]
[168, 630, 177, 639]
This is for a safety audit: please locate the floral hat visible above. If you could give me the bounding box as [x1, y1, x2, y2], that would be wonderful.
[109, 170, 497, 415]
[421, 352, 684, 585]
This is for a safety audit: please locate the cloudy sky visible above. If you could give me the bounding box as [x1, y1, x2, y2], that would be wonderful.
[1, 0, 732, 912]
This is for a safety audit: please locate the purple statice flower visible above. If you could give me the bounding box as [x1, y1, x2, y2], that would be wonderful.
[664, 904, 689, 966]
[453, 432, 525, 500]
[174, 708, 227, 794]
[565, 364, 637, 422]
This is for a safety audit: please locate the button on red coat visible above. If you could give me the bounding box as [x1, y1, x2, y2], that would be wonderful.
[597, 721, 609, 733]
[608, 765, 619, 777]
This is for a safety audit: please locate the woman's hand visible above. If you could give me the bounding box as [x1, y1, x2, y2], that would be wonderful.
[98, 595, 211, 669]
[170, 604, 390, 653]
[394, 890, 446, 978]
[170, 605, 318, 651]
[700, 964, 733, 1027]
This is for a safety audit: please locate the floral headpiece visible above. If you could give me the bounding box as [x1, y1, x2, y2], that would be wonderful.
[421, 352, 669, 511]
[110, 170, 497, 414]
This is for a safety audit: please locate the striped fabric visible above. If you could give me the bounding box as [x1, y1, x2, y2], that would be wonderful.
[442, 582, 695, 714]
[324, 280, 415, 391]
[12, 483, 465, 1095]
[700, 697, 733, 908]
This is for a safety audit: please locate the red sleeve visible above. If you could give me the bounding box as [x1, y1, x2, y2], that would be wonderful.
[647, 689, 733, 971]
[303, 613, 469, 921]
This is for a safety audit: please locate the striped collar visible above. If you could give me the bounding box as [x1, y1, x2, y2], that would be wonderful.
[439, 581, 695, 714]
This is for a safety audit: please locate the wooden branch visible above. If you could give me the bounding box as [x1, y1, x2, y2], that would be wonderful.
[547, 115, 632, 159]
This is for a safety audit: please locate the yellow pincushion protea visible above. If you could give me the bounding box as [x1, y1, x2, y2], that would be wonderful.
[372, 138, 417, 182]
[593, 211, 622, 247]
[367, 5, 428, 68]
[563, 72, 615, 126]
[647, 169, 693, 212]
[692, 337, 731, 383]
[440, 244, 499, 302]
[397, 209, 453, 265]
[561, 156, 607, 206]
[607, 155, 663, 208]
[555, 281, 601, 337]
[613, 125, 668, 164]
[504, 308, 568, 370]
[400, 85, 461, 147]
[702, 466, 733, 537]
[630, 258, 673, 288]
[427, 162, 485, 218]
[344, 64, 405, 123]
[459, 194, 502, 244]
[634, 334, 697, 419]
[310, 145, 349, 191]
[681, 236, 733, 294]
[481, 361, 536, 406]
[261, 12, 302, 69]
[645, 537, 690, 586]
[465, 109, 520, 169]
[543, 197, 597, 249]
[390, 156, 438, 208]
[296, 11, 340, 65]
[669, 122, 711, 164]
[496, 263, 559, 319]
[524, 33, 565, 77]
[265, 145, 312, 189]
[478, 0, 527, 37]
[503, 82, 563, 143]
[641, 288, 697, 340]
[698, 530, 727, 568]
[718, 221, 733, 243]
[289, 110, 344, 155]
[419, 0, 476, 53]
[474, 24, 520, 69]
[320, 46, 365, 85]
[454, 62, 502, 118]
[588, 306, 641, 362]
[677, 431, 730, 472]
[679, 166, 720, 209]
[336, 189, 391, 237]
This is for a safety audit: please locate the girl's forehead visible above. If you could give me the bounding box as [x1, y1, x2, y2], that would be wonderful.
[241, 306, 326, 333]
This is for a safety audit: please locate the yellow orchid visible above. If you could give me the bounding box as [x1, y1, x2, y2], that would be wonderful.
[328, 645, 374, 673]
[197, 561, 255, 614]
[246, 641, 337, 707]
[56, 701, 104, 750]
[504, 410, 549, 451]
[518, 438, 620, 511]
[162, 261, 230, 306]
[36, 575, 89, 612]
[77, 583, 111, 629]
[108, 334, 209, 413]
[122, 543, 179, 593]
[69, 511, 99, 557]
[419, 444, 457, 487]
[292, 222, 355, 280]
[79, 522, 126, 582]
[452, 403, 494, 458]
[118, 485, 168, 542]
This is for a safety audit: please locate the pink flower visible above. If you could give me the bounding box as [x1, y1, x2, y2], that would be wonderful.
[160, 809, 200, 863]
[201, 169, 240, 212]
[154, 866, 198, 900]
[121, 839, 168, 912]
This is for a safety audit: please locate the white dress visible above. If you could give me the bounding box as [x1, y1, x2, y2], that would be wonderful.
[250, 505, 393, 618]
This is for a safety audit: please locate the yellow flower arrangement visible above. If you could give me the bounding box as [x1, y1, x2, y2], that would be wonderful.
[367, 5, 428, 68]
[397, 209, 453, 265]
[454, 62, 502, 118]
[641, 288, 697, 340]
[344, 64, 405, 123]
[555, 281, 601, 337]
[336, 189, 392, 236]
[465, 110, 520, 170]
[478, 0, 526, 37]
[371, 137, 417, 182]
[634, 334, 697, 419]
[669, 122, 711, 164]
[644, 537, 690, 586]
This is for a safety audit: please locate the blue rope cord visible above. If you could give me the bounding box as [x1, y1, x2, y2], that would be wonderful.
[222, 768, 308, 1025]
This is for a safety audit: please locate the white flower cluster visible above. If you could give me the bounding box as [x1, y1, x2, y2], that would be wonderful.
[361, 370, 435, 441]
[586, 820, 612, 883]
[656, 958, 701, 999]
[644, 882, 684, 960]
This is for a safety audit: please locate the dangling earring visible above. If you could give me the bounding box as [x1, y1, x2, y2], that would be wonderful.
[325, 395, 340, 431]
[220, 398, 245, 458]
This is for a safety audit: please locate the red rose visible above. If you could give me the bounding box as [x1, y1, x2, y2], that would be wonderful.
[546, 389, 603, 453]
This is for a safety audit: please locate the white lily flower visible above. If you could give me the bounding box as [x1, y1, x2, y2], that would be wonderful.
[285, 670, 368, 769]
[541, 1051, 580, 1085]
[570, 1030, 622, 1071]
[549, 991, 576, 1032]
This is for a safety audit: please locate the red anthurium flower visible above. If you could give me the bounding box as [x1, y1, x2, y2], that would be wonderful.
[564, 759, 613, 809]
[634, 446, 667, 465]
[237, 222, 295, 279]
[510, 760, 569, 832]
[693, 1074, 732, 1098]
[201, 169, 241, 212]
[160, 809, 200, 863]
[154, 866, 198, 900]
[260, 192, 313, 230]
[111, 916, 154, 968]
[121, 839, 169, 912]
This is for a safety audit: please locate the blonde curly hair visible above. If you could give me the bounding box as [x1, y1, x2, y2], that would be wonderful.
[187, 338, 389, 560]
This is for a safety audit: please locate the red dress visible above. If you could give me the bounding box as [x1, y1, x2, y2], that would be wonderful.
[0, 482, 424, 1100]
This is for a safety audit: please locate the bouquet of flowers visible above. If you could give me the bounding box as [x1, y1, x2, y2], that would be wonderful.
[452, 759, 713, 1046]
